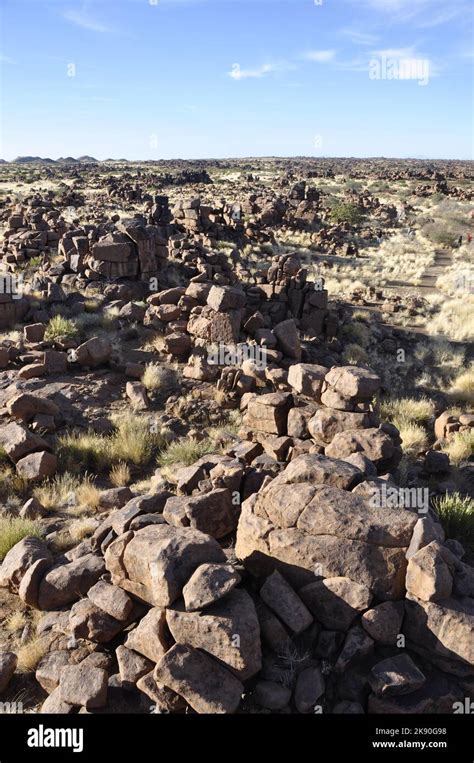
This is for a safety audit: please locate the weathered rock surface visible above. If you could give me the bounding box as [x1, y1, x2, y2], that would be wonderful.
[166, 589, 261, 679]
[154, 644, 244, 714]
[182, 563, 241, 611]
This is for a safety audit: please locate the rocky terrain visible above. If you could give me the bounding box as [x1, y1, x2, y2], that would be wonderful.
[0, 157, 472, 715]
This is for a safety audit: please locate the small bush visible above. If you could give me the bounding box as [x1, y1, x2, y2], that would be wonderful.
[329, 202, 362, 225]
[448, 365, 474, 405]
[343, 343, 369, 365]
[443, 429, 474, 465]
[69, 517, 98, 542]
[157, 437, 218, 468]
[34, 473, 100, 511]
[57, 432, 110, 472]
[0, 517, 42, 560]
[352, 310, 371, 324]
[422, 222, 456, 247]
[109, 462, 131, 487]
[341, 322, 371, 348]
[433, 492, 474, 552]
[392, 416, 428, 455]
[381, 397, 435, 425]
[110, 414, 168, 466]
[141, 364, 177, 392]
[58, 415, 168, 472]
[16, 636, 48, 672]
[5, 610, 27, 632]
[44, 315, 78, 341]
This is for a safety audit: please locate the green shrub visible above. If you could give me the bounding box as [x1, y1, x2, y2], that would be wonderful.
[329, 202, 362, 225]
[157, 437, 218, 468]
[0, 517, 42, 560]
[433, 492, 474, 552]
[44, 315, 78, 341]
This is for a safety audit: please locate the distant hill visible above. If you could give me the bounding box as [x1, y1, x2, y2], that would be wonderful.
[13, 156, 56, 164]
[11, 155, 98, 164]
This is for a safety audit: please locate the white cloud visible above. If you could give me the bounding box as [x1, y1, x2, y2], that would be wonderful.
[228, 61, 293, 80]
[303, 50, 336, 63]
[63, 9, 114, 33]
[354, 0, 467, 26]
[340, 29, 379, 46]
[372, 47, 416, 59]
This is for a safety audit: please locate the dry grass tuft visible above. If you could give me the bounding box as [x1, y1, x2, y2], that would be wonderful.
[109, 461, 131, 487]
[442, 429, 474, 465]
[0, 516, 42, 560]
[393, 417, 429, 455]
[447, 365, 474, 405]
[16, 636, 48, 673]
[34, 473, 100, 512]
[381, 397, 435, 425]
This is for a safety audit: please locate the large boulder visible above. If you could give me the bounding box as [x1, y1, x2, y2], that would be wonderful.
[182, 563, 241, 611]
[59, 664, 108, 709]
[299, 577, 372, 631]
[0, 537, 52, 593]
[308, 410, 374, 445]
[368, 654, 426, 697]
[37, 554, 105, 610]
[287, 363, 327, 400]
[324, 366, 381, 400]
[243, 393, 293, 436]
[0, 422, 50, 463]
[104, 525, 226, 607]
[163, 488, 237, 539]
[404, 595, 474, 666]
[325, 428, 396, 468]
[405, 541, 453, 602]
[236, 458, 416, 598]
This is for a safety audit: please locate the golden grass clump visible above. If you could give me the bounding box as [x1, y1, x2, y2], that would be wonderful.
[157, 437, 218, 468]
[34, 473, 100, 512]
[393, 417, 429, 456]
[442, 429, 474, 466]
[447, 365, 474, 405]
[16, 636, 48, 673]
[109, 462, 131, 487]
[0, 516, 42, 561]
[381, 397, 435, 425]
[44, 315, 78, 341]
[57, 415, 169, 472]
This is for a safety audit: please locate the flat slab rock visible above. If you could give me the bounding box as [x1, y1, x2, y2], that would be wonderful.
[404, 595, 474, 666]
[59, 664, 108, 709]
[236, 459, 417, 599]
[166, 589, 261, 680]
[154, 644, 243, 714]
[369, 654, 426, 697]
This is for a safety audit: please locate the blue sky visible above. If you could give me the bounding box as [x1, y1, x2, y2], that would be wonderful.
[1, 0, 473, 160]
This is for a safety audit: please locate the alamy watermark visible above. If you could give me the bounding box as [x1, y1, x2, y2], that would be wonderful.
[369, 56, 430, 86]
[207, 343, 268, 370]
[0, 700, 23, 713]
[369, 485, 429, 514]
[0, 273, 24, 299]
